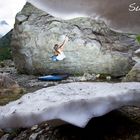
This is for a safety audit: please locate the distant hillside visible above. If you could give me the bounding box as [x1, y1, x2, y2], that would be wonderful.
[0, 30, 12, 60]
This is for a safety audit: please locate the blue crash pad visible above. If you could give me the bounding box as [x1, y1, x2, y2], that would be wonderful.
[38, 74, 69, 81]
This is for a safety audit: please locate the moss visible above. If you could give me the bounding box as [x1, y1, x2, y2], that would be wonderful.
[136, 35, 140, 44]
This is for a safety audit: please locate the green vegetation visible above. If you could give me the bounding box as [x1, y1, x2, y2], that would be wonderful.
[0, 47, 12, 60]
[136, 35, 140, 44]
[0, 30, 12, 61]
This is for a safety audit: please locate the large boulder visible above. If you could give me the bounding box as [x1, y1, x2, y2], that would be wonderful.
[11, 3, 138, 76]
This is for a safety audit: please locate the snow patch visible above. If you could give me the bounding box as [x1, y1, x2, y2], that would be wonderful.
[0, 82, 140, 128]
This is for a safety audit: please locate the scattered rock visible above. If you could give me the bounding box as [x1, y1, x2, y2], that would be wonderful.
[106, 76, 111, 81]
[31, 125, 38, 131]
[0, 134, 10, 140]
[0, 73, 25, 105]
[29, 131, 42, 140]
[133, 48, 140, 63]
[135, 49, 140, 57]
[0, 129, 4, 137]
[123, 63, 140, 82]
[80, 73, 96, 81]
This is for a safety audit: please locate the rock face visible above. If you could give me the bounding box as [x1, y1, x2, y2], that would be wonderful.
[0, 82, 140, 128]
[11, 3, 138, 76]
[124, 63, 140, 82]
[123, 47, 140, 81]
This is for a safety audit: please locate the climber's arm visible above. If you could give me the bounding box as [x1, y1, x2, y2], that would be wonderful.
[58, 36, 68, 51]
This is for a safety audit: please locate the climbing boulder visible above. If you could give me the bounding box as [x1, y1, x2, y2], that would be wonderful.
[11, 3, 137, 76]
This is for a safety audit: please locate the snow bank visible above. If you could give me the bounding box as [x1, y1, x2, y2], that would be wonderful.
[0, 82, 140, 128]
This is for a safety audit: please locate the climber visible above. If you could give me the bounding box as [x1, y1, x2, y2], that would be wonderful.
[51, 36, 69, 62]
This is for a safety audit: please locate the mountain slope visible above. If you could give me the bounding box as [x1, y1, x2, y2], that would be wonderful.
[0, 30, 12, 60]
